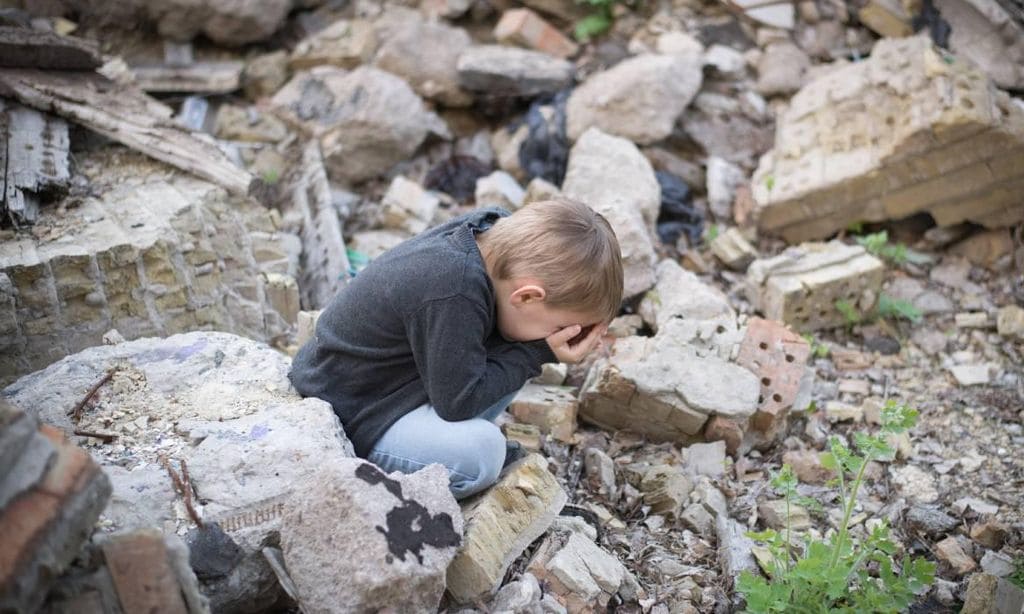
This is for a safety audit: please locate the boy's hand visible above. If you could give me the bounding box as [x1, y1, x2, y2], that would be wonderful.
[546, 323, 606, 364]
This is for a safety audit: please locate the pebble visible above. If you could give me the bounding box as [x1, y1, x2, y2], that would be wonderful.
[890, 465, 938, 503]
[948, 364, 991, 386]
[952, 497, 999, 516]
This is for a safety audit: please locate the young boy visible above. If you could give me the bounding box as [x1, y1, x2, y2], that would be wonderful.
[289, 198, 623, 499]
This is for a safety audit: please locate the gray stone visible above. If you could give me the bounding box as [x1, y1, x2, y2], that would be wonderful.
[912, 328, 949, 355]
[584, 447, 617, 498]
[476, 170, 526, 210]
[981, 551, 1016, 578]
[639, 259, 735, 333]
[758, 499, 811, 530]
[271, 66, 449, 183]
[457, 45, 574, 98]
[561, 128, 660, 298]
[0, 402, 38, 481]
[716, 514, 758, 581]
[490, 572, 542, 612]
[685, 441, 727, 478]
[962, 573, 1024, 614]
[706, 156, 745, 220]
[890, 465, 939, 503]
[997, 305, 1024, 339]
[703, 44, 747, 78]
[566, 54, 703, 145]
[348, 229, 409, 260]
[949, 364, 992, 386]
[756, 42, 810, 96]
[905, 505, 959, 536]
[281, 460, 462, 613]
[680, 503, 715, 537]
[374, 19, 473, 107]
[935, 0, 1024, 91]
[0, 431, 56, 510]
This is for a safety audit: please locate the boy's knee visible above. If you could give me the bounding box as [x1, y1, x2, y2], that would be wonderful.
[449, 422, 505, 499]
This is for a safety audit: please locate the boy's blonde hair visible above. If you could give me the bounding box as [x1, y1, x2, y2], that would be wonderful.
[482, 198, 623, 323]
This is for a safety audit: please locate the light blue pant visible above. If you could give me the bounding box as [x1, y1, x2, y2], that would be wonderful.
[367, 391, 518, 500]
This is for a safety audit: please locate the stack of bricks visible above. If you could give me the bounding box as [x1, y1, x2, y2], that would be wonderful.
[752, 35, 1024, 242]
[0, 150, 300, 384]
[0, 399, 112, 612]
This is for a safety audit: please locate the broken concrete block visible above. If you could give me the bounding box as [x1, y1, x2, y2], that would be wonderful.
[373, 18, 472, 107]
[580, 327, 760, 443]
[494, 8, 578, 58]
[289, 19, 377, 70]
[735, 317, 811, 439]
[508, 384, 578, 444]
[758, 499, 811, 530]
[446, 454, 567, 604]
[525, 529, 638, 612]
[685, 441, 727, 478]
[242, 50, 288, 100]
[584, 448, 617, 498]
[858, 0, 914, 37]
[271, 67, 449, 183]
[0, 424, 112, 614]
[380, 176, 441, 235]
[639, 259, 735, 334]
[534, 362, 568, 386]
[640, 465, 693, 518]
[102, 530, 197, 614]
[0, 151, 299, 384]
[456, 45, 574, 98]
[348, 229, 409, 260]
[753, 36, 1024, 242]
[282, 460, 462, 612]
[936, 0, 1024, 91]
[962, 573, 1024, 614]
[996, 305, 1024, 339]
[710, 227, 758, 271]
[562, 128, 660, 298]
[475, 170, 525, 210]
[4, 331, 357, 612]
[567, 53, 703, 145]
[502, 422, 543, 452]
[746, 242, 885, 332]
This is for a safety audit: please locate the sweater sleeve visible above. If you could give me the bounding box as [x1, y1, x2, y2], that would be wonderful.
[405, 294, 553, 421]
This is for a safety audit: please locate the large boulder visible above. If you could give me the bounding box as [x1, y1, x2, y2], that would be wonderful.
[271, 66, 450, 183]
[561, 128, 660, 298]
[3, 331, 356, 613]
[282, 460, 462, 612]
[566, 53, 703, 144]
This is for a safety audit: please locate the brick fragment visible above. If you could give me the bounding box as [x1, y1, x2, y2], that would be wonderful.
[494, 8, 578, 59]
[735, 318, 810, 437]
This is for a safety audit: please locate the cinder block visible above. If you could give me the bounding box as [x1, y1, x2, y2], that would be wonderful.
[746, 242, 884, 332]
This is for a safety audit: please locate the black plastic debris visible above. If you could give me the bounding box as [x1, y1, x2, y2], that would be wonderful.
[424, 155, 492, 203]
[655, 170, 703, 246]
[185, 522, 245, 581]
[912, 0, 951, 48]
[518, 89, 571, 186]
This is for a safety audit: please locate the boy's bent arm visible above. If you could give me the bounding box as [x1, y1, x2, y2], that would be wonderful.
[406, 295, 553, 421]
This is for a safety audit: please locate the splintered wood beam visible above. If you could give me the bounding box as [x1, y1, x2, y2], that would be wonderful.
[0, 26, 101, 70]
[1, 99, 70, 226]
[0, 68, 262, 200]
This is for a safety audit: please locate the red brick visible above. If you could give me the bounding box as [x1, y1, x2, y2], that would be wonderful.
[103, 530, 189, 614]
[703, 416, 743, 455]
[493, 9, 578, 59]
[735, 318, 810, 436]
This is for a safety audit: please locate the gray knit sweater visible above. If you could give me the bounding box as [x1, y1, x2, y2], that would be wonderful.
[288, 208, 556, 457]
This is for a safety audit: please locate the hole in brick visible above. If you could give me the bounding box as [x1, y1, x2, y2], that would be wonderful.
[716, 325, 726, 334]
[758, 395, 765, 404]
[759, 342, 768, 350]
[962, 98, 974, 110]
[761, 377, 771, 386]
[772, 393, 782, 402]
[785, 354, 795, 362]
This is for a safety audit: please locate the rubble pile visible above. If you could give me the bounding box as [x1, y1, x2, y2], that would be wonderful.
[1, 0, 1023, 611]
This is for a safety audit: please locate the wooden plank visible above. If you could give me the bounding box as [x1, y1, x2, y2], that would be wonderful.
[0, 27, 101, 70]
[131, 61, 245, 94]
[102, 531, 189, 614]
[0, 69, 260, 200]
[1, 99, 70, 226]
[293, 141, 350, 308]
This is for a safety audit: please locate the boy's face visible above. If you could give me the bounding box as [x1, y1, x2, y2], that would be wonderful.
[495, 281, 602, 343]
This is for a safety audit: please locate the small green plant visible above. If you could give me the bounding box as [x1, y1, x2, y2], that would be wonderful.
[834, 299, 862, 326]
[706, 224, 720, 243]
[802, 333, 830, 358]
[765, 175, 776, 192]
[876, 294, 923, 324]
[856, 231, 908, 264]
[573, 0, 626, 41]
[261, 168, 280, 185]
[737, 401, 935, 613]
[1010, 556, 1024, 590]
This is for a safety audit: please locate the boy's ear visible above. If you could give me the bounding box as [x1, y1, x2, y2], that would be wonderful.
[509, 283, 546, 305]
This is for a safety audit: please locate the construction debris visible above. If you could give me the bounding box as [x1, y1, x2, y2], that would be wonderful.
[0, 100, 70, 226]
[130, 61, 245, 94]
[0, 26, 101, 70]
[752, 36, 1024, 242]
